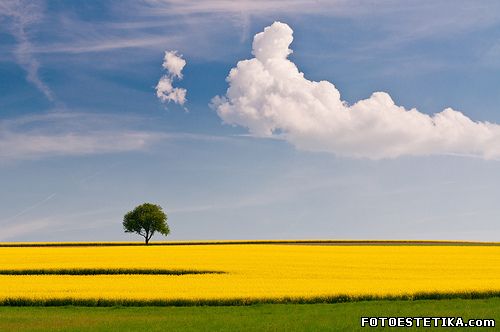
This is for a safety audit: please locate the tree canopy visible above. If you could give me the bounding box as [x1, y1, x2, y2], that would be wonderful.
[123, 203, 169, 244]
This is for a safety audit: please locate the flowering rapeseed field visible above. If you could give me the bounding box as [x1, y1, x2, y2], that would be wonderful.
[0, 244, 499, 304]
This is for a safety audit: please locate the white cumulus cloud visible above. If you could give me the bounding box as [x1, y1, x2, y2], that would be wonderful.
[156, 50, 187, 106]
[162, 50, 186, 78]
[212, 22, 500, 159]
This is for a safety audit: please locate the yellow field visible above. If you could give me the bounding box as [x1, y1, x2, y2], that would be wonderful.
[1, 244, 500, 302]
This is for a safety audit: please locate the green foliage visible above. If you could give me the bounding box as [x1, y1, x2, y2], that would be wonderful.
[123, 203, 169, 244]
[2, 291, 500, 307]
[0, 268, 224, 275]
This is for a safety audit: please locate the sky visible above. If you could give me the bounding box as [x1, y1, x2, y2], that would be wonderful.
[1, 0, 500, 242]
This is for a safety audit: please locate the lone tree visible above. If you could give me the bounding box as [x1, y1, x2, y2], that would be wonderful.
[123, 203, 169, 244]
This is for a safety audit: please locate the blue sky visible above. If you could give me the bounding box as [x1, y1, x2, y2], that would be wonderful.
[1, 0, 500, 241]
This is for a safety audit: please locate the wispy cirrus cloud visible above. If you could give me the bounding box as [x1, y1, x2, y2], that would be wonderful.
[0, 112, 165, 161]
[1, 192, 56, 224]
[31, 35, 178, 54]
[0, 0, 55, 101]
[0, 218, 56, 241]
[0, 112, 236, 162]
[0, 207, 120, 240]
[140, 0, 325, 16]
[139, 1, 500, 39]
[1, 131, 162, 161]
[7, 0, 499, 66]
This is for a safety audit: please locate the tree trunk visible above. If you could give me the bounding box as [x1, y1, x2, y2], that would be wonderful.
[145, 237, 149, 245]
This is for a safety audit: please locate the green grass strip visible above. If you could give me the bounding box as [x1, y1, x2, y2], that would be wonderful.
[1, 291, 500, 306]
[1, 240, 499, 247]
[0, 268, 225, 275]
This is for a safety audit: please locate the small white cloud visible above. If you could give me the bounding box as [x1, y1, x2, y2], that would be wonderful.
[156, 76, 186, 105]
[212, 22, 500, 159]
[163, 50, 186, 78]
[156, 50, 187, 106]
